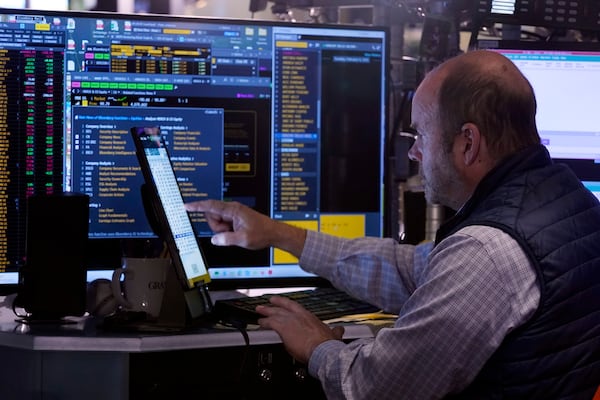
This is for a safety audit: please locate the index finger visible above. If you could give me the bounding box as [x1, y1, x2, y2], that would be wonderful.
[184, 199, 218, 213]
[187, 199, 246, 222]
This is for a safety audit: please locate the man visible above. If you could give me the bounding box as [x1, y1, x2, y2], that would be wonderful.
[186, 50, 600, 399]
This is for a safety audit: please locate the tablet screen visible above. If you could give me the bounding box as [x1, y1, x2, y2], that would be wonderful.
[130, 126, 211, 289]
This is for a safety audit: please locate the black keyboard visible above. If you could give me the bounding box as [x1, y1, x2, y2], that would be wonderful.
[214, 287, 380, 326]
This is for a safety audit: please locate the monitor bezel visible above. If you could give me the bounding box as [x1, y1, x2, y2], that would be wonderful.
[477, 38, 600, 53]
[0, 7, 390, 293]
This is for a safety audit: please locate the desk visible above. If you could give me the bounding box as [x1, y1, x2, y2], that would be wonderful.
[0, 294, 376, 400]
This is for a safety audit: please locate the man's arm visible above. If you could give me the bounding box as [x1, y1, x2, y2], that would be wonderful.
[309, 226, 539, 399]
[185, 199, 307, 256]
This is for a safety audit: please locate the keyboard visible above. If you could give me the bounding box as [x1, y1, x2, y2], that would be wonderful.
[214, 287, 380, 326]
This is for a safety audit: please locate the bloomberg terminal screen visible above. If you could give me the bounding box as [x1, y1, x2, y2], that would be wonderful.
[0, 25, 63, 271]
[0, 9, 388, 283]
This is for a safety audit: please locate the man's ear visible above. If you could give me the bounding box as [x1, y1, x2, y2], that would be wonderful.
[459, 122, 481, 166]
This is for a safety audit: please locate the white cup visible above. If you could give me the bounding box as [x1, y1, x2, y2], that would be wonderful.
[110, 257, 170, 319]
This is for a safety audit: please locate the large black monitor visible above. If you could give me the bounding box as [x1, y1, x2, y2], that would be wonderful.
[0, 8, 389, 292]
[478, 40, 600, 202]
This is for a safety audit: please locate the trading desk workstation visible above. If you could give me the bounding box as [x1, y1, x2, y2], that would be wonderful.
[1, 1, 600, 399]
[0, 290, 384, 400]
[0, 292, 380, 400]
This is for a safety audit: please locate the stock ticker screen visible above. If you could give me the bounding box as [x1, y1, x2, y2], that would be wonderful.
[0, 9, 388, 287]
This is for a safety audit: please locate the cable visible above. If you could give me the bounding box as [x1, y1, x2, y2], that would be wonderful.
[218, 318, 252, 397]
[11, 294, 28, 319]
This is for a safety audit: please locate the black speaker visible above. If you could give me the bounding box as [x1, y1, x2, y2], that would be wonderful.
[249, 0, 268, 13]
[17, 192, 90, 321]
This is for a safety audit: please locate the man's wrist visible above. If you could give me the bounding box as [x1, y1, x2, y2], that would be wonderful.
[270, 221, 307, 258]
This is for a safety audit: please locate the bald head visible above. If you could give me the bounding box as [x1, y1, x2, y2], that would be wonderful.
[441, 50, 536, 104]
[418, 50, 541, 161]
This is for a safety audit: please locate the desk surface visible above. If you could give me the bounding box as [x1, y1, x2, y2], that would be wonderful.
[0, 293, 382, 400]
[0, 294, 376, 353]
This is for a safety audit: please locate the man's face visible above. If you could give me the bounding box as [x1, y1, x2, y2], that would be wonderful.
[408, 81, 463, 210]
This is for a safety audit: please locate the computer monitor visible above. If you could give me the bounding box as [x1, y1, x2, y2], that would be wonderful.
[0, 8, 389, 292]
[478, 40, 600, 202]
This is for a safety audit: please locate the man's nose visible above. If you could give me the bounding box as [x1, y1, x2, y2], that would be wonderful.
[407, 141, 421, 162]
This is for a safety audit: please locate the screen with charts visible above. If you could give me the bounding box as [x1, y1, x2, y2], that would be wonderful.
[0, 8, 389, 290]
[479, 40, 600, 202]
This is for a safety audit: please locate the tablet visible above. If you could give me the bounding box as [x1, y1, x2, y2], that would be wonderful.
[130, 126, 211, 290]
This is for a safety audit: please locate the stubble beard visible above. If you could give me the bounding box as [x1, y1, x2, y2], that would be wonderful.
[422, 156, 462, 210]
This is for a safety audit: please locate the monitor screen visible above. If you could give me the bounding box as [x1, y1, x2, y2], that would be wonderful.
[0, 8, 389, 292]
[478, 40, 600, 202]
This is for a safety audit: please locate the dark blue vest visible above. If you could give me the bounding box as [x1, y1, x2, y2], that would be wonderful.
[436, 145, 600, 399]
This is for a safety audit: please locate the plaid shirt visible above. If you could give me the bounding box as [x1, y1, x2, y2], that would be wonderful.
[300, 225, 540, 400]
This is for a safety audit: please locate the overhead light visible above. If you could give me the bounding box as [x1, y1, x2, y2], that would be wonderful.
[196, 0, 207, 8]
